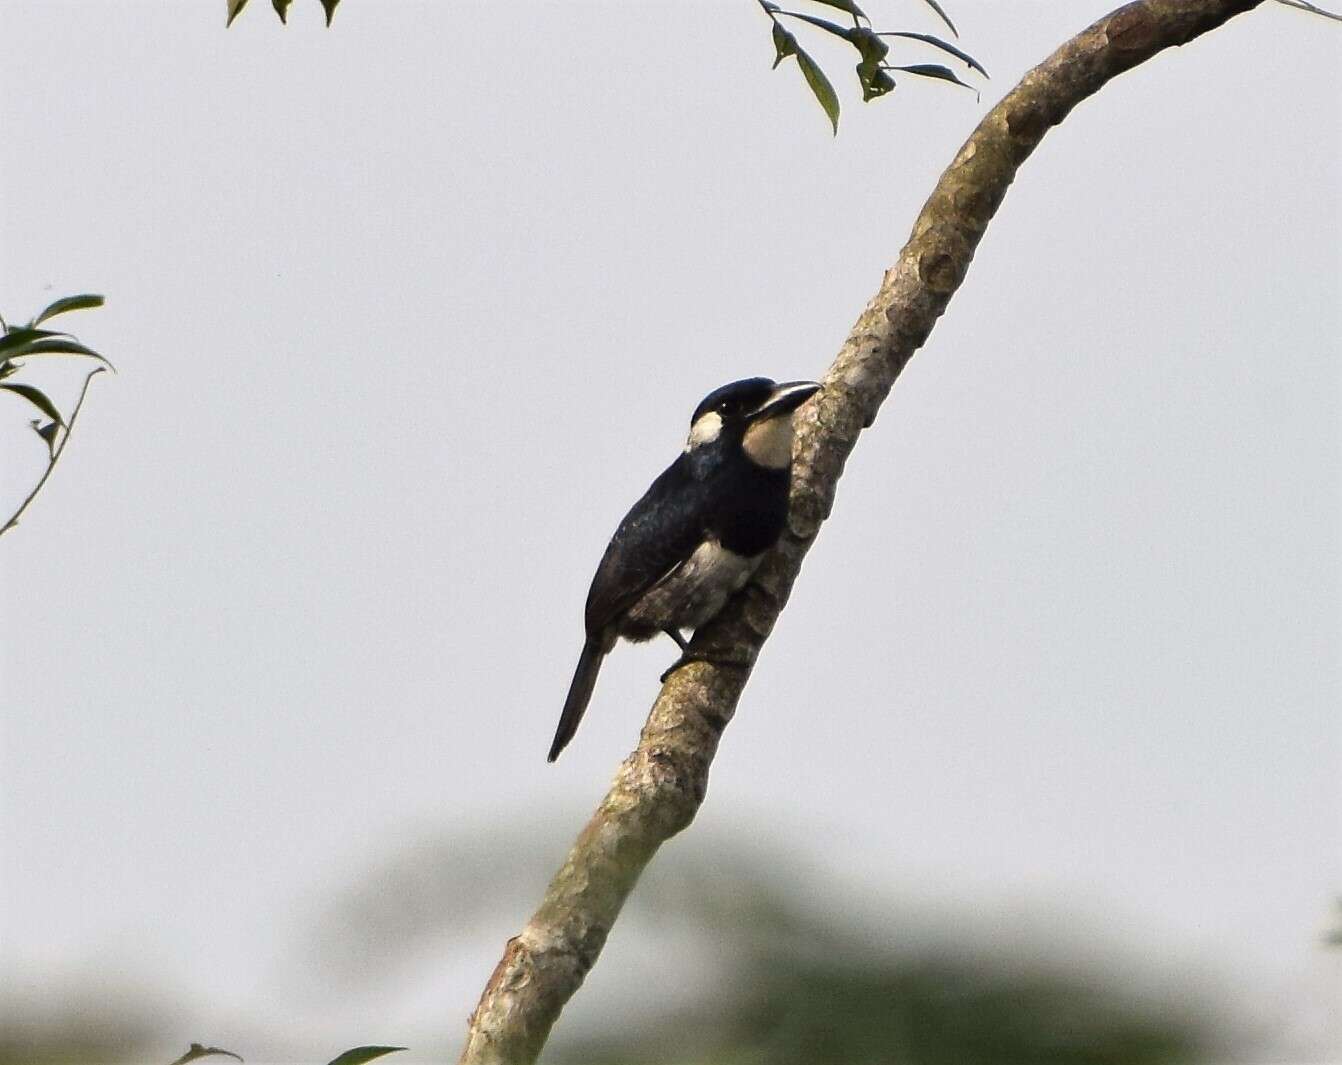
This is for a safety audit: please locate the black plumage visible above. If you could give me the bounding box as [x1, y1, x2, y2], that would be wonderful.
[547, 377, 820, 762]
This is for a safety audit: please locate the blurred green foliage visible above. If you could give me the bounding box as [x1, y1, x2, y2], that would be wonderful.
[1, 825, 1218, 1063]
[0, 1001, 152, 1065]
[296, 826, 1217, 1064]
[549, 883, 1206, 1065]
[552, 961, 1203, 1064]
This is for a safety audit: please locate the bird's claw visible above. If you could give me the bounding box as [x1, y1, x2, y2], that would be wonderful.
[659, 650, 752, 684]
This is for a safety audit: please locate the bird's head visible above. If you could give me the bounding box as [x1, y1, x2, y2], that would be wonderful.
[685, 377, 821, 469]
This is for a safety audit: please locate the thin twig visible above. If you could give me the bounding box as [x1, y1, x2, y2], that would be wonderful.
[1, 367, 106, 536]
[1275, 0, 1342, 21]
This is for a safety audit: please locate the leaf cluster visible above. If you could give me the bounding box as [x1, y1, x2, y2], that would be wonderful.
[226, 0, 340, 27]
[759, 0, 986, 133]
[0, 294, 111, 537]
[1, 295, 110, 456]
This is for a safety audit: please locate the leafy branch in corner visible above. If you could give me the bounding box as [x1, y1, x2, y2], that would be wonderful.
[0, 294, 112, 538]
[759, 0, 986, 133]
[226, 0, 341, 27]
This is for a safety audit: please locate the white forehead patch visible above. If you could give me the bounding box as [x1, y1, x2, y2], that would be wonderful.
[685, 410, 723, 451]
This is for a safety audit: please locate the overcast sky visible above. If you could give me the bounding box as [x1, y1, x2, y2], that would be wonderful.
[1, 1, 1339, 1062]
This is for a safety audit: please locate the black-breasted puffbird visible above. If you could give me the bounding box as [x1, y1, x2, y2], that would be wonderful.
[547, 377, 822, 762]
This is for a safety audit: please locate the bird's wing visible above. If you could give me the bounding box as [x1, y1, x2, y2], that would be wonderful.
[584, 455, 710, 635]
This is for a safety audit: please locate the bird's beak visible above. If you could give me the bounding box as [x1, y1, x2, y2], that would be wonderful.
[750, 381, 822, 420]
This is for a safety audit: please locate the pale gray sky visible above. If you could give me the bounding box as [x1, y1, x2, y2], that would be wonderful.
[1, 1, 1339, 1062]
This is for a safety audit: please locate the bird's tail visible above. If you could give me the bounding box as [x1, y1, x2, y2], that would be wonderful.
[548, 638, 606, 762]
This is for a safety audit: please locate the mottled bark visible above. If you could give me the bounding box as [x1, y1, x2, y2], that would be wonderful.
[457, 2, 1266, 1061]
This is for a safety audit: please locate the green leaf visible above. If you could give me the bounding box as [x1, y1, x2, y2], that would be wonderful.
[806, 0, 866, 17]
[858, 60, 896, 101]
[0, 360, 18, 380]
[165, 1044, 244, 1065]
[272, 0, 292, 22]
[919, 0, 959, 38]
[0, 328, 64, 359]
[320, 0, 340, 26]
[777, 11, 851, 40]
[324, 1048, 406, 1065]
[32, 419, 60, 458]
[226, 0, 249, 26]
[18, 339, 116, 370]
[846, 26, 889, 65]
[880, 31, 986, 76]
[886, 62, 978, 97]
[795, 45, 840, 134]
[1, 383, 64, 426]
[31, 293, 105, 326]
[771, 23, 798, 68]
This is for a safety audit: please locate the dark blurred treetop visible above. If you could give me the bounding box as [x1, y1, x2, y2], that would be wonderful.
[288, 826, 1216, 1064]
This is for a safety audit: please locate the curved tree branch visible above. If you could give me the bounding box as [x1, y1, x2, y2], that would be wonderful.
[458, 1, 1269, 1061]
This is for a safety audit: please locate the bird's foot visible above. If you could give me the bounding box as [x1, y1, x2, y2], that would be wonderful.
[659, 648, 753, 684]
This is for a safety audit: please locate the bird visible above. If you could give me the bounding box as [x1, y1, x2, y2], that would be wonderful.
[547, 376, 821, 762]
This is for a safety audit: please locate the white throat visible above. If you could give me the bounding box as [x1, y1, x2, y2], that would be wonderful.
[685, 411, 723, 451]
[742, 415, 794, 469]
